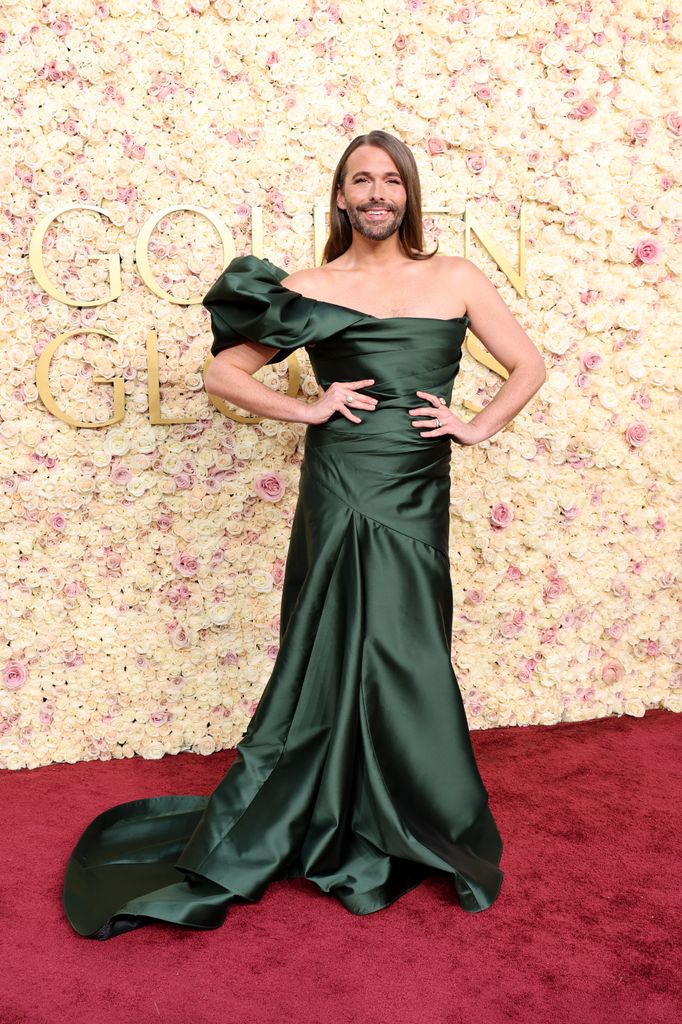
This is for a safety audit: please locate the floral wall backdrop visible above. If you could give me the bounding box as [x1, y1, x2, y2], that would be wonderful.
[1, 0, 680, 770]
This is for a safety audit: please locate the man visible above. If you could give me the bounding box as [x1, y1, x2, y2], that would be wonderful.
[205, 130, 546, 443]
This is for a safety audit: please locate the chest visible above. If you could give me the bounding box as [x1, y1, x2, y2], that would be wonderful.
[327, 289, 453, 319]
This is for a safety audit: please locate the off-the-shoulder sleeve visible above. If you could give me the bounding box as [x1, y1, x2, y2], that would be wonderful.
[202, 255, 319, 365]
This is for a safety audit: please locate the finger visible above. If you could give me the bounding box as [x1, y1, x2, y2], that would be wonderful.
[408, 406, 438, 415]
[345, 396, 377, 409]
[345, 379, 376, 390]
[335, 407, 360, 423]
[411, 419, 443, 427]
[415, 390, 439, 406]
[343, 394, 376, 409]
[336, 404, 362, 423]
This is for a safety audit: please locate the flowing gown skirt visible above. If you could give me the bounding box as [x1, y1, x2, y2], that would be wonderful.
[63, 254, 504, 938]
[63, 419, 504, 939]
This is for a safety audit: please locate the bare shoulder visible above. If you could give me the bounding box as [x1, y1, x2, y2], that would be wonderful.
[417, 252, 469, 284]
[451, 256, 493, 285]
[430, 253, 469, 274]
[280, 266, 330, 297]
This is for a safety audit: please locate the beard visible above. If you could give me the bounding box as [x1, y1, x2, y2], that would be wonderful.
[343, 199, 406, 241]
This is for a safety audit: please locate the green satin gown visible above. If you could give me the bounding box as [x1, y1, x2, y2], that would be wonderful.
[62, 254, 504, 939]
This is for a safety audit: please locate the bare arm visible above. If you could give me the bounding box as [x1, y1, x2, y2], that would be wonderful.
[204, 340, 378, 426]
[411, 259, 547, 444]
[204, 341, 314, 423]
[461, 259, 546, 442]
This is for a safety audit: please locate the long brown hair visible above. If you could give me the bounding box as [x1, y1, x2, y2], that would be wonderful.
[320, 130, 438, 265]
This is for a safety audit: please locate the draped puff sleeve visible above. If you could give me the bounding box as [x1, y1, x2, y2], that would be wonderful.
[202, 254, 367, 366]
[203, 255, 316, 366]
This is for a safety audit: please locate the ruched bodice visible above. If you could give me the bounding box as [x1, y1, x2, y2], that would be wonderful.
[203, 254, 469, 440]
[62, 255, 503, 940]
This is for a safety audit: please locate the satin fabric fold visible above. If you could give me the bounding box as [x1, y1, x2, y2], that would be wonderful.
[63, 255, 503, 939]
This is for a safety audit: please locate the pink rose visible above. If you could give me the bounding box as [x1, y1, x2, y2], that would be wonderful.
[266, 644, 280, 660]
[394, 34, 408, 50]
[517, 659, 536, 682]
[50, 513, 66, 532]
[149, 709, 173, 726]
[427, 136, 445, 156]
[665, 111, 682, 136]
[490, 502, 513, 528]
[174, 552, 199, 577]
[465, 152, 487, 174]
[3, 661, 28, 690]
[272, 558, 285, 584]
[169, 624, 190, 649]
[630, 118, 651, 142]
[296, 19, 312, 36]
[601, 660, 623, 684]
[39, 704, 54, 726]
[499, 610, 525, 639]
[573, 99, 597, 120]
[610, 577, 630, 598]
[543, 578, 566, 601]
[580, 351, 603, 371]
[634, 237, 662, 264]
[51, 18, 71, 36]
[110, 464, 132, 485]
[625, 422, 649, 447]
[463, 589, 483, 605]
[254, 472, 286, 502]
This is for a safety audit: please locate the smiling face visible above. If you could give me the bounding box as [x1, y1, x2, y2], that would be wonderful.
[336, 145, 407, 242]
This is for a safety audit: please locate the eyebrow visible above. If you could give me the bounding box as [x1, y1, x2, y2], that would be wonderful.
[350, 170, 402, 177]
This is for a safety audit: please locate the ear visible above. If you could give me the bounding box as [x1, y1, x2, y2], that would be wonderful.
[336, 185, 346, 211]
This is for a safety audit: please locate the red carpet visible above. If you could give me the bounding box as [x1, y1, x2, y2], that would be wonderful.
[1, 709, 679, 1024]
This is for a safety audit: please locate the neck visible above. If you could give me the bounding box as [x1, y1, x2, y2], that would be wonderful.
[340, 232, 410, 269]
